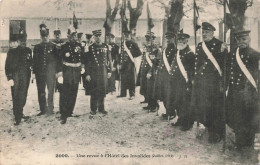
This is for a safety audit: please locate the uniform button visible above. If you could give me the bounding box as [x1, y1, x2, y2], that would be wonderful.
[231, 72, 233, 74]
[245, 60, 248, 62]
[203, 67, 205, 69]
[239, 74, 242, 76]
[230, 67, 233, 70]
[205, 62, 207, 64]
[231, 77, 233, 79]
[237, 83, 239, 85]
[231, 82, 234, 84]
[241, 55, 244, 58]
[195, 72, 197, 75]
[175, 66, 177, 68]
[201, 73, 203, 75]
[238, 79, 240, 81]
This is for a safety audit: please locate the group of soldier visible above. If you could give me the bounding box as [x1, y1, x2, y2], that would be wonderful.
[5, 21, 260, 151]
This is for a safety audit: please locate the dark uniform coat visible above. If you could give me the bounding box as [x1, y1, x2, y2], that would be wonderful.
[140, 45, 160, 98]
[166, 46, 195, 119]
[120, 40, 142, 96]
[33, 42, 62, 112]
[85, 43, 112, 97]
[108, 42, 120, 92]
[5, 46, 32, 121]
[153, 43, 176, 103]
[191, 37, 226, 135]
[226, 47, 260, 147]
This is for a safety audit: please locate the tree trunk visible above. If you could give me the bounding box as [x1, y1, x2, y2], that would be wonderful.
[128, 0, 144, 38]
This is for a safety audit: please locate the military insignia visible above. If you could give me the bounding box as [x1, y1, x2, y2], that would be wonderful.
[66, 52, 70, 57]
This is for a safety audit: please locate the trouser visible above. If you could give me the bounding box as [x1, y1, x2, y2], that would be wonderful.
[108, 71, 116, 92]
[36, 72, 56, 113]
[60, 82, 79, 117]
[11, 71, 30, 121]
[90, 95, 105, 112]
[148, 98, 159, 109]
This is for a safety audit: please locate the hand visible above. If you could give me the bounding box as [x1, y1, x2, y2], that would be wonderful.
[221, 42, 228, 52]
[107, 73, 112, 79]
[31, 74, 35, 81]
[146, 73, 152, 79]
[112, 67, 116, 72]
[8, 79, 14, 86]
[57, 76, 63, 84]
[84, 46, 89, 53]
[56, 72, 63, 78]
[86, 75, 91, 82]
[254, 133, 260, 151]
[108, 45, 112, 51]
[81, 68, 85, 74]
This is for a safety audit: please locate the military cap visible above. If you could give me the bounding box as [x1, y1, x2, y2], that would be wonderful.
[85, 33, 92, 39]
[202, 22, 216, 31]
[107, 33, 115, 38]
[92, 29, 102, 37]
[234, 30, 251, 38]
[39, 23, 47, 30]
[54, 30, 61, 35]
[145, 31, 156, 39]
[77, 32, 83, 39]
[165, 31, 175, 39]
[178, 33, 190, 40]
[67, 26, 77, 36]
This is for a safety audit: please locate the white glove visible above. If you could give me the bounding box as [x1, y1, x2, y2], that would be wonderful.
[81, 68, 85, 74]
[107, 73, 112, 79]
[86, 75, 91, 82]
[146, 73, 152, 79]
[57, 77, 63, 84]
[8, 79, 14, 86]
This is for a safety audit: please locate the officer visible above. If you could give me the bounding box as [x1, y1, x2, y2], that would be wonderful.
[58, 28, 84, 124]
[107, 33, 119, 94]
[32, 24, 62, 116]
[52, 29, 64, 92]
[226, 30, 260, 149]
[141, 31, 160, 112]
[166, 32, 195, 131]
[5, 33, 32, 125]
[85, 29, 113, 115]
[191, 22, 227, 143]
[118, 30, 142, 100]
[153, 31, 176, 119]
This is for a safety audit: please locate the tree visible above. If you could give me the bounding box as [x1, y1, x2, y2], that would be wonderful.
[103, 0, 120, 42]
[127, 0, 144, 37]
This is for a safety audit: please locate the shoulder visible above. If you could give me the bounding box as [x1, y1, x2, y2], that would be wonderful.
[25, 47, 32, 53]
[248, 48, 260, 59]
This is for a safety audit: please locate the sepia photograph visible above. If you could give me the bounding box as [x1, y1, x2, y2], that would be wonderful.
[0, 0, 259, 164]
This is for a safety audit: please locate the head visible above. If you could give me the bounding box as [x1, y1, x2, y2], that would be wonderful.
[70, 32, 78, 43]
[165, 32, 175, 45]
[235, 30, 251, 49]
[93, 30, 102, 44]
[54, 30, 61, 40]
[177, 33, 189, 50]
[85, 34, 92, 43]
[77, 33, 83, 42]
[202, 22, 215, 42]
[108, 33, 115, 44]
[145, 31, 156, 46]
[124, 31, 131, 41]
[39, 24, 49, 43]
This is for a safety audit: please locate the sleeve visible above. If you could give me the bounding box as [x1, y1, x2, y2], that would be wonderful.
[107, 45, 113, 73]
[85, 45, 92, 76]
[32, 45, 39, 74]
[186, 51, 195, 82]
[5, 50, 14, 80]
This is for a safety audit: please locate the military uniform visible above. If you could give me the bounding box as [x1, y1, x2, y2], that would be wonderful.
[166, 43, 195, 128]
[85, 30, 112, 114]
[108, 41, 119, 93]
[5, 36, 32, 124]
[59, 39, 83, 119]
[226, 31, 260, 147]
[191, 23, 226, 142]
[33, 26, 62, 115]
[153, 43, 175, 108]
[119, 39, 142, 97]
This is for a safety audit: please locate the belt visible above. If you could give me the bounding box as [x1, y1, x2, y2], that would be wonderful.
[63, 62, 81, 67]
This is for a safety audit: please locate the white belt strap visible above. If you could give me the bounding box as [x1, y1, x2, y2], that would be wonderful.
[163, 48, 171, 74]
[176, 50, 188, 82]
[202, 42, 222, 76]
[145, 52, 153, 67]
[124, 41, 135, 63]
[236, 48, 257, 90]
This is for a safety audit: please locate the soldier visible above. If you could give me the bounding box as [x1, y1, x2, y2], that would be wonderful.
[226, 30, 260, 149]
[118, 31, 142, 100]
[107, 33, 119, 94]
[52, 29, 64, 93]
[141, 31, 160, 111]
[82, 33, 93, 89]
[166, 32, 195, 131]
[191, 22, 227, 143]
[32, 24, 62, 116]
[85, 30, 113, 115]
[153, 31, 176, 118]
[5, 33, 32, 125]
[58, 28, 84, 124]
